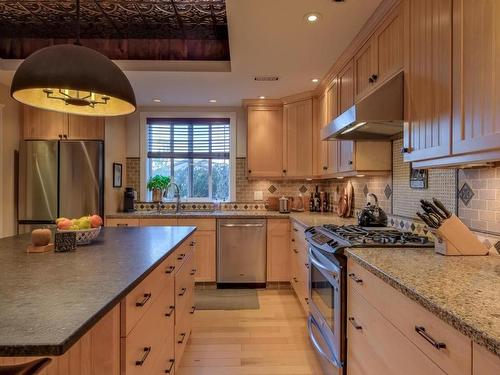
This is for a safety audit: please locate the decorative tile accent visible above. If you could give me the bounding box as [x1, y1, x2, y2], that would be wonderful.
[268, 185, 277, 194]
[299, 185, 308, 194]
[384, 184, 393, 199]
[495, 241, 500, 252]
[458, 182, 475, 206]
[363, 185, 369, 197]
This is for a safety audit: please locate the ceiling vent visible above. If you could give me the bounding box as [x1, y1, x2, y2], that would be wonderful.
[254, 76, 279, 82]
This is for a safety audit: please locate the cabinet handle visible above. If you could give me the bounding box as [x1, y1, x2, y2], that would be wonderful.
[305, 263, 309, 269]
[177, 333, 187, 344]
[291, 238, 295, 242]
[323, 166, 328, 170]
[293, 228, 298, 232]
[178, 287, 187, 296]
[190, 268, 197, 276]
[165, 265, 175, 274]
[135, 346, 152, 366]
[293, 277, 298, 283]
[348, 273, 363, 284]
[348, 160, 353, 165]
[117, 223, 128, 227]
[189, 241, 196, 246]
[305, 297, 309, 305]
[190, 305, 196, 314]
[58, 134, 62, 139]
[415, 326, 446, 350]
[349, 317, 363, 330]
[401, 147, 410, 154]
[165, 305, 175, 317]
[283, 169, 287, 174]
[135, 293, 152, 307]
[248, 169, 252, 174]
[293, 249, 298, 254]
[177, 253, 185, 261]
[368, 74, 378, 83]
[63, 134, 68, 139]
[164, 359, 175, 373]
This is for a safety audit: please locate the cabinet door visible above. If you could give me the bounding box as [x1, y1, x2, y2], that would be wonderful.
[22, 106, 67, 140]
[338, 141, 354, 173]
[283, 99, 313, 177]
[375, 4, 404, 84]
[266, 219, 290, 282]
[354, 39, 378, 100]
[326, 79, 340, 175]
[68, 114, 105, 140]
[473, 342, 500, 375]
[192, 230, 216, 282]
[247, 106, 284, 177]
[338, 61, 355, 115]
[452, 0, 500, 155]
[403, 0, 452, 162]
[316, 93, 329, 175]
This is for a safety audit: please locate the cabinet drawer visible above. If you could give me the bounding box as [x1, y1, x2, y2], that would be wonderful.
[473, 342, 500, 375]
[122, 282, 174, 375]
[175, 252, 195, 319]
[121, 257, 173, 336]
[174, 236, 195, 272]
[347, 259, 471, 375]
[291, 252, 309, 313]
[347, 288, 446, 375]
[177, 218, 216, 231]
[106, 218, 140, 227]
[175, 306, 194, 372]
[140, 218, 178, 227]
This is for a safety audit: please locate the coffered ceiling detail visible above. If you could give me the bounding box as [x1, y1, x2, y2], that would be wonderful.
[0, 0, 229, 60]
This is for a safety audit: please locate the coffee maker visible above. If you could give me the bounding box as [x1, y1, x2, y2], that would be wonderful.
[123, 187, 136, 212]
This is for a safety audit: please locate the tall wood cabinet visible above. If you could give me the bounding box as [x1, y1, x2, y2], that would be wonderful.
[283, 99, 313, 178]
[22, 106, 105, 140]
[402, 0, 452, 162]
[266, 219, 290, 282]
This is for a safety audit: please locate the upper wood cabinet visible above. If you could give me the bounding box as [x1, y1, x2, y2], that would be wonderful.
[338, 140, 355, 173]
[403, 0, 452, 162]
[283, 99, 314, 178]
[338, 60, 355, 115]
[451, 0, 500, 156]
[314, 94, 329, 176]
[22, 106, 105, 140]
[376, 4, 404, 85]
[354, 39, 378, 100]
[247, 106, 284, 178]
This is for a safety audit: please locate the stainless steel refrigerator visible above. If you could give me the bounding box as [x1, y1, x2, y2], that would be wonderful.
[18, 140, 104, 233]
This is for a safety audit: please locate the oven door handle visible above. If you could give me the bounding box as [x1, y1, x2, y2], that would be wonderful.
[308, 316, 342, 369]
[308, 247, 339, 279]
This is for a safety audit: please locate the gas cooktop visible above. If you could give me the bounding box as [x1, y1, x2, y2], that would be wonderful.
[305, 224, 433, 254]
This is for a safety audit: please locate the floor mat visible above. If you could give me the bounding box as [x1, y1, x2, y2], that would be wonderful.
[195, 289, 260, 310]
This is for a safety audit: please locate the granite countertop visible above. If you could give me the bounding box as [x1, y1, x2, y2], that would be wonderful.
[347, 248, 500, 357]
[0, 226, 195, 357]
[106, 210, 357, 228]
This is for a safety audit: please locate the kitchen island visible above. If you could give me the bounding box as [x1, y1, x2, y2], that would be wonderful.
[0, 226, 196, 374]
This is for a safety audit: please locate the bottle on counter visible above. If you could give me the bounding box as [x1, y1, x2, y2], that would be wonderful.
[309, 192, 315, 212]
[323, 192, 330, 212]
[314, 185, 320, 212]
[319, 191, 325, 212]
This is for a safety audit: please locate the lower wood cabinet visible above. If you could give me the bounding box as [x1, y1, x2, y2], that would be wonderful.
[290, 221, 309, 313]
[473, 342, 500, 375]
[106, 218, 140, 227]
[266, 219, 290, 282]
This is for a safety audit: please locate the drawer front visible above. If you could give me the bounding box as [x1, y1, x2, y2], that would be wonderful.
[175, 252, 196, 319]
[140, 218, 178, 227]
[347, 259, 471, 375]
[123, 282, 174, 375]
[106, 218, 140, 227]
[347, 288, 447, 375]
[473, 342, 500, 375]
[174, 236, 195, 272]
[174, 306, 194, 372]
[177, 218, 216, 231]
[122, 258, 173, 336]
[291, 251, 309, 313]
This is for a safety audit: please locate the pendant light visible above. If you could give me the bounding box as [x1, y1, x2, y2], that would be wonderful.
[10, 0, 136, 117]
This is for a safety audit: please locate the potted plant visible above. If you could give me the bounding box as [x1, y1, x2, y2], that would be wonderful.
[147, 175, 171, 202]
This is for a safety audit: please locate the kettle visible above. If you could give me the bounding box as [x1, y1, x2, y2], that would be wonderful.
[279, 196, 290, 213]
[357, 193, 387, 227]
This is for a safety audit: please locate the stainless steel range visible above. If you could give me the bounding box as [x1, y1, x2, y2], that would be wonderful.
[305, 224, 433, 375]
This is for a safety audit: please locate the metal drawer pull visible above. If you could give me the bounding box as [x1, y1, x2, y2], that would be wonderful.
[135, 293, 152, 307]
[135, 346, 152, 366]
[305, 297, 309, 305]
[293, 249, 298, 254]
[221, 223, 264, 227]
[117, 223, 128, 227]
[415, 326, 446, 350]
[165, 265, 175, 274]
[291, 238, 295, 242]
[190, 305, 196, 314]
[190, 241, 196, 246]
[177, 333, 187, 344]
[177, 253, 186, 260]
[349, 317, 363, 330]
[293, 277, 298, 283]
[165, 305, 175, 317]
[178, 287, 187, 296]
[164, 359, 175, 373]
[348, 273, 363, 284]
[293, 228, 298, 232]
[305, 263, 309, 269]
[190, 268, 197, 276]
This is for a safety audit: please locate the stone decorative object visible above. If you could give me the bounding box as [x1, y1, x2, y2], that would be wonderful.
[458, 182, 475, 206]
[26, 229, 54, 254]
[54, 231, 77, 253]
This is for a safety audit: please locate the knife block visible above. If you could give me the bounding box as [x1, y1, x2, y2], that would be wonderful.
[431, 215, 488, 256]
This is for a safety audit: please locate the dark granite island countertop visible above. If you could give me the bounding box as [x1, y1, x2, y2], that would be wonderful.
[346, 248, 500, 357]
[0, 226, 195, 357]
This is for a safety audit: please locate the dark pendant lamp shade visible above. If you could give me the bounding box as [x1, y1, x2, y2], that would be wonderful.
[11, 44, 136, 116]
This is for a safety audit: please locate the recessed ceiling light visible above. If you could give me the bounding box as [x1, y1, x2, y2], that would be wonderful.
[153, 98, 161, 103]
[312, 78, 320, 83]
[209, 99, 217, 103]
[259, 96, 266, 99]
[305, 13, 321, 23]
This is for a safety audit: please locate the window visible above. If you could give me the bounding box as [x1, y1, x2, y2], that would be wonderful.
[146, 118, 231, 201]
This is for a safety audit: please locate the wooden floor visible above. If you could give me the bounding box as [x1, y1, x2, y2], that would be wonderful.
[177, 289, 324, 375]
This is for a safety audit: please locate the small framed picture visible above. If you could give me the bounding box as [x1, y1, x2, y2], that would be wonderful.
[409, 164, 428, 189]
[113, 163, 122, 188]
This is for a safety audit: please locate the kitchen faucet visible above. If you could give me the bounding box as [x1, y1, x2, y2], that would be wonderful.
[164, 182, 181, 213]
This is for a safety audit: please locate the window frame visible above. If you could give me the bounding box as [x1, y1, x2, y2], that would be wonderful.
[140, 111, 237, 202]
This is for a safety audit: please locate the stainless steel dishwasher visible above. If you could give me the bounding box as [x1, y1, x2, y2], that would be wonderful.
[217, 218, 267, 288]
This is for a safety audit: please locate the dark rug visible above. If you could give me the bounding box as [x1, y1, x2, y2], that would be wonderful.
[195, 289, 260, 310]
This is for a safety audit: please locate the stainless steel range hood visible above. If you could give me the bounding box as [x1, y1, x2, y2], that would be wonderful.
[321, 72, 404, 140]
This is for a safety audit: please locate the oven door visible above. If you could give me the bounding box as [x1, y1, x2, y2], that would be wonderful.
[308, 246, 344, 368]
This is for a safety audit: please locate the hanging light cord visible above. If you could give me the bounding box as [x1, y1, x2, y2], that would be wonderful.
[75, 0, 81, 46]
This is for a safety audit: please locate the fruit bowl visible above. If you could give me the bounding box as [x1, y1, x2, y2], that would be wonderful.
[57, 227, 101, 245]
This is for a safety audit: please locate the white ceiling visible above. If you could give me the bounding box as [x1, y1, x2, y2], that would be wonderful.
[0, 0, 383, 107]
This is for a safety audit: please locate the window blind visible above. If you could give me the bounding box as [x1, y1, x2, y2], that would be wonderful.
[147, 118, 230, 159]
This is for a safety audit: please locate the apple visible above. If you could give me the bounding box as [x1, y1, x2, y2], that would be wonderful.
[57, 219, 73, 230]
[90, 214, 103, 228]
